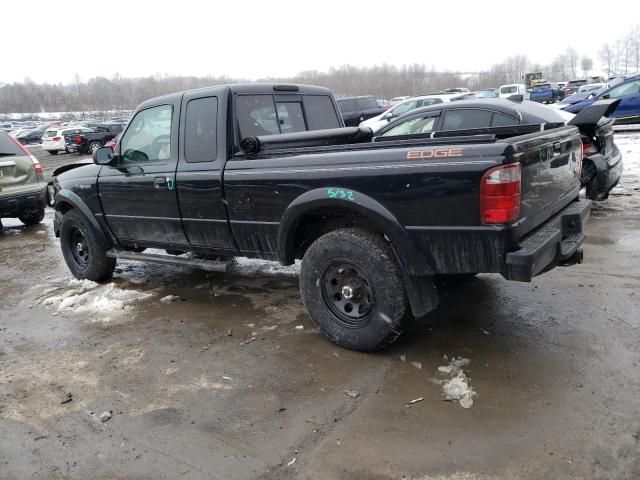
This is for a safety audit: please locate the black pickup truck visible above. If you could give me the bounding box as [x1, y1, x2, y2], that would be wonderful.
[65, 123, 125, 154]
[336, 96, 386, 126]
[50, 83, 616, 352]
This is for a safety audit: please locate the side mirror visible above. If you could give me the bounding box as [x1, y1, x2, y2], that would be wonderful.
[383, 112, 394, 121]
[93, 146, 115, 165]
[602, 93, 610, 99]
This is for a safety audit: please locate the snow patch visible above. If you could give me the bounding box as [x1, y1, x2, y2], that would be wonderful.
[436, 357, 476, 409]
[230, 257, 300, 277]
[36, 278, 152, 322]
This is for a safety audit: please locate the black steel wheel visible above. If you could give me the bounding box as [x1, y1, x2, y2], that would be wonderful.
[60, 210, 115, 281]
[319, 260, 375, 329]
[300, 228, 408, 352]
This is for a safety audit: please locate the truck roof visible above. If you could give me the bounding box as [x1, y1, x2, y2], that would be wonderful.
[138, 83, 334, 109]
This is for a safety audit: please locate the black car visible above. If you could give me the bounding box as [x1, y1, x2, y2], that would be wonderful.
[15, 125, 48, 145]
[376, 98, 623, 201]
[336, 96, 385, 126]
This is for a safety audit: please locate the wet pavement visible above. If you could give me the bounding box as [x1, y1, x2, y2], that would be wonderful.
[1, 135, 640, 479]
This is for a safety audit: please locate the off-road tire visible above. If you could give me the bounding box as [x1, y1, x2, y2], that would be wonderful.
[300, 228, 408, 352]
[60, 210, 115, 281]
[18, 206, 45, 226]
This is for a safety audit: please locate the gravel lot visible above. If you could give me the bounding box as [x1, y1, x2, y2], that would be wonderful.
[1, 134, 639, 479]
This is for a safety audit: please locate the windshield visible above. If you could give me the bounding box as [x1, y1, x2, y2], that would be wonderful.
[500, 86, 517, 94]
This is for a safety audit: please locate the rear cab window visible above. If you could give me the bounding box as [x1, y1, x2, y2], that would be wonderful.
[236, 94, 340, 140]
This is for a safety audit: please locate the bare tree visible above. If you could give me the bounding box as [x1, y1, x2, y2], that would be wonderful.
[599, 43, 615, 76]
[566, 47, 579, 78]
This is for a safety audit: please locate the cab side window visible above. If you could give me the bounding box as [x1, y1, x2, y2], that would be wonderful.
[185, 97, 218, 163]
[119, 104, 172, 164]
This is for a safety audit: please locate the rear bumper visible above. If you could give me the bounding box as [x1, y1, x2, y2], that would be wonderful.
[0, 188, 46, 218]
[505, 199, 591, 282]
[591, 151, 623, 200]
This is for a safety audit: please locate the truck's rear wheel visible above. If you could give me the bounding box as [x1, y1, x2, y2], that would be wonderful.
[300, 228, 407, 352]
[18, 206, 45, 226]
[60, 210, 115, 281]
[89, 142, 101, 154]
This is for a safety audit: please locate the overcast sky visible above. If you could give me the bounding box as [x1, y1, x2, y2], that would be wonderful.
[3, 0, 639, 84]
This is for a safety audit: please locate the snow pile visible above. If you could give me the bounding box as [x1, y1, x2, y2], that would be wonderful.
[436, 356, 476, 409]
[38, 278, 152, 322]
[230, 257, 300, 277]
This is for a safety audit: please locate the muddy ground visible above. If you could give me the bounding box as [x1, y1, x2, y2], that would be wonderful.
[1, 138, 640, 479]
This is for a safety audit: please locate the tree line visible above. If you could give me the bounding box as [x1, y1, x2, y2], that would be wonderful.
[1, 25, 638, 116]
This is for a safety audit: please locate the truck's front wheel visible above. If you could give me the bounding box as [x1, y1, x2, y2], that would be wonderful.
[60, 210, 115, 281]
[300, 228, 407, 352]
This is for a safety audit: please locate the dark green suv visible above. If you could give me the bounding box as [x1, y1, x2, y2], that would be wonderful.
[0, 132, 46, 227]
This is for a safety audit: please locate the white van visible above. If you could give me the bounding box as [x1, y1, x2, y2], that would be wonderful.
[498, 84, 527, 98]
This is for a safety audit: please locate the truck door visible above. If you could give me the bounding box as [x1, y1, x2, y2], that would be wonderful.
[176, 90, 236, 253]
[98, 102, 189, 246]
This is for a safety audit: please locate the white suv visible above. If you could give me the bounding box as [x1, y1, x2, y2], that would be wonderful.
[41, 127, 93, 155]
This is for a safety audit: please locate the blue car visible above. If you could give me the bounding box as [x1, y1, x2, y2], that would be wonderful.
[530, 82, 559, 104]
[564, 75, 640, 124]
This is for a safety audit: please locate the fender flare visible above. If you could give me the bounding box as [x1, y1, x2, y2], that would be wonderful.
[277, 188, 435, 277]
[54, 189, 113, 244]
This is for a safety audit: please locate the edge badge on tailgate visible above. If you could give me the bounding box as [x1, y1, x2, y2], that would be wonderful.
[406, 148, 463, 160]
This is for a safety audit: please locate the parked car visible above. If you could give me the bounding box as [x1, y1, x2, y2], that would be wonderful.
[0, 132, 46, 227]
[577, 83, 607, 94]
[444, 88, 470, 93]
[51, 84, 610, 352]
[15, 125, 48, 145]
[376, 99, 392, 109]
[530, 82, 560, 104]
[562, 77, 607, 97]
[41, 127, 94, 155]
[359, 94, 459, 132]
[558, 86, 608, 110]
[498, 83, 528, 98]
[336, 96, 386, 127]
[390, 96, 410, 104]
[563, 75, 640, 124]
[64, 123, 126, 154]
[376, 98, 622, 201]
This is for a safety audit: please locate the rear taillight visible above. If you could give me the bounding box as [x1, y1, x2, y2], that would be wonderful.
[52, 136, 61, 141]
[480, 163, 521, 224]
[582, 142, 598, 157]
[8, 136, 43, 175]
[75, 135, 82, 144]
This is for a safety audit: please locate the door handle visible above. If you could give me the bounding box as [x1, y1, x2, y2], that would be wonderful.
[153, 176, 167, 188]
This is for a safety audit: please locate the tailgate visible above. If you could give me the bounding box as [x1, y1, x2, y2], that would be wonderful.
[0, 136, 39, 197]
[506, 126, 582, 239]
